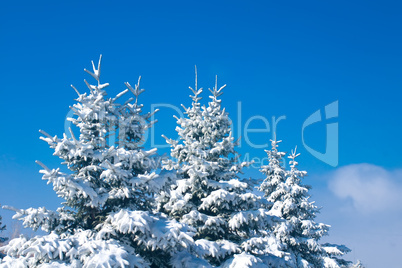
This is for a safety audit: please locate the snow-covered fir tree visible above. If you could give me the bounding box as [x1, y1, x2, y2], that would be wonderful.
[0, 215, 7, 245]
[0, 216, 6, 259]
[259, 139, 351, 268]
[160, 73, 285, 267]
[0, 57, 363, 267]
[0, 56, 195, 268]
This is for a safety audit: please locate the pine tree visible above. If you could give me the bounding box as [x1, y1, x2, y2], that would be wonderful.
[0, 216, 7, 245]
[161, 73, 284, 267]
[0, 216, 6, 259]
[0, 56, 194, 268]
[0, 215, 7, 260]
[260, 139, 351, 268]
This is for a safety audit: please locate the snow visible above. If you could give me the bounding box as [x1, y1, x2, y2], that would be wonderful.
[221, 253, 266, 268]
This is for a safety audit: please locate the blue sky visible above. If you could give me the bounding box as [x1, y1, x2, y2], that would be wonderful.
[1, 1, 402, 266]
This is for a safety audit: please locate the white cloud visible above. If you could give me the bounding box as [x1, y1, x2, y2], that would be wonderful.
[311, 164, 402, 267]
[328, 163, 402, 213]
